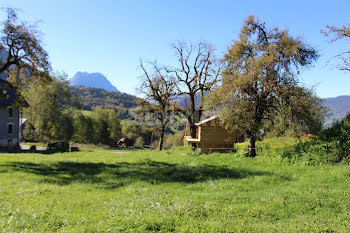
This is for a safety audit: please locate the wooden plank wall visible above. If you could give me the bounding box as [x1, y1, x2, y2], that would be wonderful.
[199, 119, 235, 144]
[197, 118, 236, 153]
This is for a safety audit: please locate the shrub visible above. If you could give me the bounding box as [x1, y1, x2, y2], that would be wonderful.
[47, 142, 70, 152]
[163, 133, 183, 149]
[236, 147, 248, 157]
[279, 113, 350, 165]
[187, 148, 200, 156]
[134, 137, 145, 149]
[279, 140, 342, 165]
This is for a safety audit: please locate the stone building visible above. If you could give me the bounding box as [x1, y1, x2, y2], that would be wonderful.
[0, 79, 27, 148]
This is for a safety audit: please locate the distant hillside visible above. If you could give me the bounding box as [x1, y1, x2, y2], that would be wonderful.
[69, 84, 349, 122]
[69, 72, 119, 92]
[324, 95, 350, 123]
[70, 86, 140, 119]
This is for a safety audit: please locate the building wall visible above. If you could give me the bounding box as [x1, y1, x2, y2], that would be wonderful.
[198, 120, 236, 154]
[0, 106, 20, 147]
[185, 117, 237, 153]
[200, 126, 234, 143]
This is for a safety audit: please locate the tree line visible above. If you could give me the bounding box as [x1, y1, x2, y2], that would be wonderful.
[22, 75, 183, 147]
[22, 76, 123, 146]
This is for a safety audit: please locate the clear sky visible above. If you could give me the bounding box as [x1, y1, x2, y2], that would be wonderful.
[1, 0, 349, 97]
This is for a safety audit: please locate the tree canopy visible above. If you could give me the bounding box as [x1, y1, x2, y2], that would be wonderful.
[23, 76, 123, 145]
[206, 15, 323, 157]
[166, 41, 221, 144]
[322, 23, 350, 72]
[23, 75, 74, 142]
[138, 60, 176, 150]
[0, 8, 50, 82]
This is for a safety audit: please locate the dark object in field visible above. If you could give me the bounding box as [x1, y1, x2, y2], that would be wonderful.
[117, 137, 134, 148]
[29, 145, 36, 151]
[71, 147, 79, 152]
[47, 142, 69, 152]
[143, 145, 154, 149]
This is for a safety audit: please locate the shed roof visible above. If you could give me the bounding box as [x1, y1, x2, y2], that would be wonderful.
[195, 115, 217, 126]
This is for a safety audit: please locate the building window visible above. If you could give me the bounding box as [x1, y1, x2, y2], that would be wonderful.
[8, 124, 13, 135]
[8, 107, 13, 118]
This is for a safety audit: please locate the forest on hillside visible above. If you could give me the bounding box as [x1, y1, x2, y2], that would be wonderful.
[69, 86, 140, 119]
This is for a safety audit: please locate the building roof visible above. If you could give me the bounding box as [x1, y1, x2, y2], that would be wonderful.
[195, 115, 217, 126]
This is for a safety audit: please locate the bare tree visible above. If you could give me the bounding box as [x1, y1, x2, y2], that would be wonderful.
[166, 41, 221, 144]
[0, 8, 50, 82]
[322, 24, 350, 72]
[139, 60, 176, 150]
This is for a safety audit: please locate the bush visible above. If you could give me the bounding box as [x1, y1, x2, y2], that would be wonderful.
[279, 140, 342, 165]
[236, 147, 248, 157]
[235, 137, 299, 158]
[163, 133, 183, 149]
[279, 113, 350, 165]
[47, 142, 70, 152]
[151, 140, 159, 149]
[134, 137, 145, 149]
[187, 148, 200, 156]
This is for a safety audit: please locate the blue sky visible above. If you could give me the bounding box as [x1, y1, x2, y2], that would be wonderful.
[1, 0, 350, 97]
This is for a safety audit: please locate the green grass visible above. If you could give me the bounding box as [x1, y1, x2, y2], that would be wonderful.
[0, 146, 349, 232]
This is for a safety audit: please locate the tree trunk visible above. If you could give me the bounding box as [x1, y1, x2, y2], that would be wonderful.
[188, 92, 198, 148]
[158, 124, 165, 151]
[247, 135, 256, 157]
[198, 89, 204, 121]
[190, 124, 197, 148]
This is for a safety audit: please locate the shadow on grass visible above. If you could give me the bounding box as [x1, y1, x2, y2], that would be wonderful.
[0, 160, 288, 189]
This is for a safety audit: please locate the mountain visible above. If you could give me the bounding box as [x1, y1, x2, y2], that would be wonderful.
[69, 86, 140, 119]
[69, 72, 119, 92]
[324, 95, 350, 123]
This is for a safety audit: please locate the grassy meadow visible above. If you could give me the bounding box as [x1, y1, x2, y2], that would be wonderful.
[0, 143, 349, 232]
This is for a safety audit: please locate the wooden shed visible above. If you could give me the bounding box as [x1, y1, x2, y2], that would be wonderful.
[184, 116, 236, 154]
